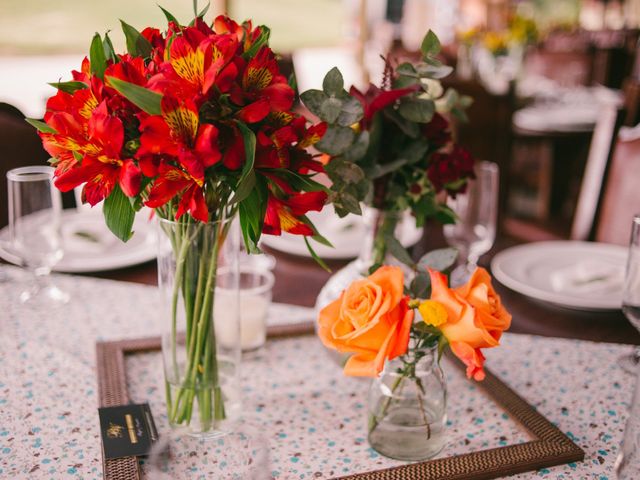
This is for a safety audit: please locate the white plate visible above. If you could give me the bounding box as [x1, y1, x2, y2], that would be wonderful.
[491, 241, 627, 311]
[0, 209, 156, 273]
[260, 209, 423, 260]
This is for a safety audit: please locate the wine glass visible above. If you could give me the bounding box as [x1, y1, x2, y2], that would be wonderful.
[616, 217, 640, 480]
[619, 215, 640, 373]
[443, 161, 499, 286]
[6, 166, 69, 304]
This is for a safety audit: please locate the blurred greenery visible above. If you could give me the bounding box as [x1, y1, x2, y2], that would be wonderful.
[0, 0, 345, 55]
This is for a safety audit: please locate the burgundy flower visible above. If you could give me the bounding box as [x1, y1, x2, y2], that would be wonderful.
[423, 113, 451, 149]
[427, 146, 475, 195]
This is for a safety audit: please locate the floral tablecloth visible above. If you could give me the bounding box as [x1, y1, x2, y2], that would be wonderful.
[0, 266, 634, 479]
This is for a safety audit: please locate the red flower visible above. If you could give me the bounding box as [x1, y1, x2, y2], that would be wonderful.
[263, 190, 327, 236]
[51, 102, 141, 205]
[148, 27, 239, 100]
[144, 163, 208, 222]
[427, 146, 475, 195]
[423, 112, 451, 149]
[136, 96, 222, 179]
[350, 84, 420, 128]
[232, 47, 294, 123]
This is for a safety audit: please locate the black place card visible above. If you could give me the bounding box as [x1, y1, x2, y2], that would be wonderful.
[98, 403, 158, 459]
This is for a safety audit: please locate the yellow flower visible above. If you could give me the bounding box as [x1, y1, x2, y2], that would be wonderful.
[418, 300, 448, 327]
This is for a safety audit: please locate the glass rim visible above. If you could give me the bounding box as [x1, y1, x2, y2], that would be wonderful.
[6, 165, 54, 182]
[477, 160, 499, 172]
[216, 266, 275, 294]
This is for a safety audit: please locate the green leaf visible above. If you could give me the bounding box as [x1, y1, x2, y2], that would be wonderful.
[103, 33, 118, 62]
[320, 97, 342, 123]
[322, 67, 344, 96]
[106, 76, 162, 115]
[410, 271, 431, 298]
[420, 30, 441, 58]
[415, 63, 453, 79]
[417, 247, 458, 272]
[103, 184, 135, 242]
[400, 139, 430, 165]
[304, 236, 331, 273]
[197, 1, 210, 18]
[365, 158, 408, 179]
[325, 159, 365, 184]
[336, 191, 361, 215]
[315, 125, 355, 156]
[300, 89, 327, 118]
[230, 169, 256, 204]
[159, 5, 181, 26]
[239, 179, 267, 254]
[120, 20, 153, 58]
[398, 98, 435, 123]
[235, 121, 257, 187]
[341, 131, 369, 162]
[336, 96, 364, 127]
[26, 118, 57, 134]
[384, 234, 414, 267]
[47, 81, 89, 94]
[435, 204, 457, 224]
[89, 33, 107, 79]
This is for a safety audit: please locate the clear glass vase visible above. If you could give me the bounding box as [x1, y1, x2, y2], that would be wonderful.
[157, 217, 241, 437]
[367, 345, 447, 461]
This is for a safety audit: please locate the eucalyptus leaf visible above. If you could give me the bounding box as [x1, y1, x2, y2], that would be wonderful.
[420, 30, 441, 58]
[417, 247, 458, 272]
[300, 89, 327, 119]
[325, 159, 365, 184]
[322, 67, 344, 96]
[410, 271, 431, 298]
[365, 158, 408, 179]
[384, 234, 414, 267]
[341, 131, 369, 162]
[315, 125, 355, 156]
[398, 98, 435, 123]
[336, 96, 364, 126]
[320, 97, 342, 123]
[103, 184, 135, 242]
[415, 63, 453, 79]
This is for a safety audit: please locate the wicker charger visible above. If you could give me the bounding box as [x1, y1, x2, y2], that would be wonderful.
[96, 323, 583, 480]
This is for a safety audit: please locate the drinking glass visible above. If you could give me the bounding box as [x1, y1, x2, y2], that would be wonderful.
[443, 161, 499, 286]
[619, 215, 640, 373]
[6, 166, 69, 304]
[145, 422, 270, 479]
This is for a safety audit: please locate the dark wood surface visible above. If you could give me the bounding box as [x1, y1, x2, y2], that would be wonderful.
[87, 223, 640, 346]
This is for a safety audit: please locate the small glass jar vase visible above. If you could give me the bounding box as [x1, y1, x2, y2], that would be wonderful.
[367, 345, 447, 461]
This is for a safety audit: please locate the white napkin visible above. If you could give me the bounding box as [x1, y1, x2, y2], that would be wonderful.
[550, 259, 625, 295]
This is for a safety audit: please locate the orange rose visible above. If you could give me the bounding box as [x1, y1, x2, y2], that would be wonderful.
[423, 267, 511, 381]
[317, 266, 414, 377]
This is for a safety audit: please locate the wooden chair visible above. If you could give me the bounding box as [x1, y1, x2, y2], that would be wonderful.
[594, 132, 640, 245]
[570, 104, 625, 241]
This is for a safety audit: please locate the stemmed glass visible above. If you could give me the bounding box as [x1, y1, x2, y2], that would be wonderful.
[616, 217, 640, 478]
[6, 166, 69, 304]
[443, 161, 499, 286]
[619, 215, 640, 373]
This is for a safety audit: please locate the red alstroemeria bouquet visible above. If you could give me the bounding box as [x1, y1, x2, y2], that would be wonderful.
[32, 9, 329, 249]
[30, 5, 334, 433]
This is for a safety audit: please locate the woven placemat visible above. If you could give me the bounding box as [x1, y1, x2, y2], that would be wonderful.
[96, 322, 584, 480]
